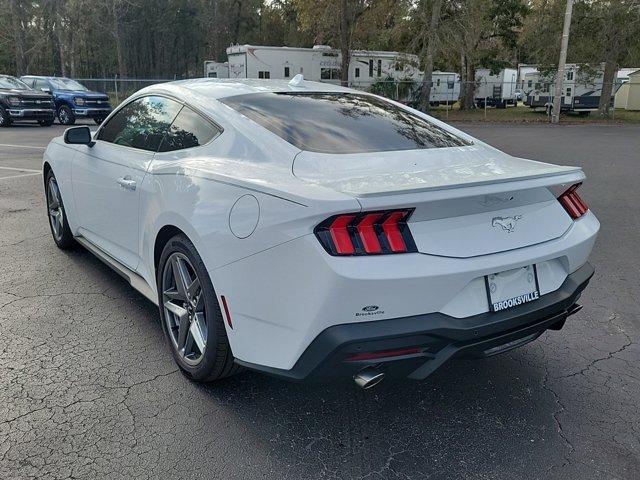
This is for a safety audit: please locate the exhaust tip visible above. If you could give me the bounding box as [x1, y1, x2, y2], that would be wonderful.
[353, 367, 385, 389]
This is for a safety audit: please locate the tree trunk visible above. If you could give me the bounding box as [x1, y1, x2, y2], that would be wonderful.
[458, 49, 466, 109]
[112, 9, 127, 78]
[9, 0, 27, 75]
[339, 0, 350, 87]
[598, 58, 616, 117]
[418, 0, 444, 112]
[460, 59, 475, 110]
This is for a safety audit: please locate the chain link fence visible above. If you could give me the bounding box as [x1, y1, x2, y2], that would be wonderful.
[73, 77, 624, 122]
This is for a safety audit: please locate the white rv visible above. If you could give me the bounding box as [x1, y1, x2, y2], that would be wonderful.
[524, 64, 611, 114]
[474, 68, 518, 108]
[203, 61, 229, 79]
[224, 44, 420, 85]
[428, 71, 460, 105]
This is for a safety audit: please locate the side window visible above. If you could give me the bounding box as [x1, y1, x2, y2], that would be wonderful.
[158, 106, 220, 152]
[34, 79, 49, 91]
[97, 96, 181, 152]
[22, 78, 34, 87]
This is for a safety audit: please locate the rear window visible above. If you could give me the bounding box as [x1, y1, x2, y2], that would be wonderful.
[220, 92, 471, 154]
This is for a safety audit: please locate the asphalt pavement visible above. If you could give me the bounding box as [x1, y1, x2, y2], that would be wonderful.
[0, 121, 638, 480]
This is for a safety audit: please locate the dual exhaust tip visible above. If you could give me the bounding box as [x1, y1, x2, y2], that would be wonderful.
[353, 367, 385, 389]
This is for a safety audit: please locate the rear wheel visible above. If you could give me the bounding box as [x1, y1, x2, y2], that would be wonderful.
[45, 170, 75, 249]
[157, 234, 241, 382]
[0, 107, 11, 127]
[38, 118, 54, 126]
[57, 105, 75, 125]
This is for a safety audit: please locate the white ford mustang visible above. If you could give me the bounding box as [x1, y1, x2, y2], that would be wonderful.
[43, 77, 599, 388]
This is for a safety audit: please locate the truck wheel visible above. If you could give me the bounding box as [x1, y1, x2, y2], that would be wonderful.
[0, 107, 11, 127]
[39, 118, 54, 127]
[94, 117, 105, 125]
[57, 106, 76, 125]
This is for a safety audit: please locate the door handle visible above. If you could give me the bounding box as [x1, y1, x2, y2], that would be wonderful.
[116, 176, 136, 191]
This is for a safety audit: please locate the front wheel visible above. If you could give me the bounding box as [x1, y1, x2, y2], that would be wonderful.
[57, 105, 75, 125]
[45, 170, 75, 249]
[157, 234, 241, 382]
[0, 107, 11, 127]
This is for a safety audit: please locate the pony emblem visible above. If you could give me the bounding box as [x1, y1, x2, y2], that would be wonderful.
[492, 215, 522, 233]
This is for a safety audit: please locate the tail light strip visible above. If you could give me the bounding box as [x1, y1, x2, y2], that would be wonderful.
[558, 183, 589, 219]
[315, 209, 417, 256]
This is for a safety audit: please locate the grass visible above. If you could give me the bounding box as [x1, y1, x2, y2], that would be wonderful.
[429, 105, 640, 124]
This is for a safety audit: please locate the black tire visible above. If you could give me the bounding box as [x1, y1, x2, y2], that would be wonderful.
[57, 105, 76, 125]
[94, 117, 105, 125]
[45, 170, 75, 249]
[38, 118, 54, 126]
[0, 107, 11, 127]
[157, 234, 241, 382]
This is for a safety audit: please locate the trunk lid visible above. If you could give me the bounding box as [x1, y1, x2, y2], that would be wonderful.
[294, 145, 582, 258]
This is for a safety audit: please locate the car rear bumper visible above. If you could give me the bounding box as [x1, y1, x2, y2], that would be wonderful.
[236, 262, 594, 382]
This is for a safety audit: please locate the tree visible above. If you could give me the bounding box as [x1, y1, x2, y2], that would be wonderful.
[572, 0, 640, 117]
[294, 0, 369, 86]
[415, 0, 445, 112]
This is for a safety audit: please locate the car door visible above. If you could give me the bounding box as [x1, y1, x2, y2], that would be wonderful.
[72, 95, 182, 270]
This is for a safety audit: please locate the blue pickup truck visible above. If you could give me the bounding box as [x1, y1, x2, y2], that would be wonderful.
[20, 76, 113, 125]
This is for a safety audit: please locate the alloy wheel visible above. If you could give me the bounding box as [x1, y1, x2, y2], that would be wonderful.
[47, 177, 64, 241]
[162, 253, 207, 366]
[59, 108, 70, 124]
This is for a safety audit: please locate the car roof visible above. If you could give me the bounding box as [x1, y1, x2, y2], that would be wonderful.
[143, 77, 354, 101]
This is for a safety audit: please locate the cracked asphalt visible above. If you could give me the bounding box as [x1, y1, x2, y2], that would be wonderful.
[1, 121, 638, 480]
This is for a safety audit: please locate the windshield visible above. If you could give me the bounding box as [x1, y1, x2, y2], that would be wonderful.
[221, 92, 472, 154]
[0, 76, 29, 90]
[48, 78, 89, 91]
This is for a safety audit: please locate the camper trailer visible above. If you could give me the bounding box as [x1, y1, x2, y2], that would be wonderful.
[203, 61, 229, 79]
[428, 71, 460, 105]
[474, 68, 518, 108]
[524, 64, 611, 114]
[224, 44, 420, 85]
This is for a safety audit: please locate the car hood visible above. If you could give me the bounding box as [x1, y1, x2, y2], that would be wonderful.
[0, 88, 51, 98]
[58, 90, 109, 99]
[292, 143, 580, 197]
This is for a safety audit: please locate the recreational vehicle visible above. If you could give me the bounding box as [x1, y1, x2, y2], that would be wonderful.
[224, 44, 420, 86]
[474, 68, 518, 108]
[524, 64, 612, 114]
[203, 61, 229, 79]
[428, 71, 460, 105]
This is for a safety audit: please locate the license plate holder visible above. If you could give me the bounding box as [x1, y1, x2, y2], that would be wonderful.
[485, 265, 540, 312]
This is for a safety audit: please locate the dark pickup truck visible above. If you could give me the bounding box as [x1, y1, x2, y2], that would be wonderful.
[0, 75, 55, 127]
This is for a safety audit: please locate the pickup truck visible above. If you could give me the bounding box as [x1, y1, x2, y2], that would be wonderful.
[0, 75, 55, 127]
[20, 76, 113, 125]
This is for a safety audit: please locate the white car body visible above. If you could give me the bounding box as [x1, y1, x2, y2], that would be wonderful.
[43, 78, 599, 384]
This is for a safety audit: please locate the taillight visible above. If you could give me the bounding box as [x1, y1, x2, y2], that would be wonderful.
[558, 183, 589, 219]
[315, 209, 417, 256]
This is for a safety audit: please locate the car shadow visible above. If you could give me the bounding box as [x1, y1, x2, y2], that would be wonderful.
[64, 242, 569, 478]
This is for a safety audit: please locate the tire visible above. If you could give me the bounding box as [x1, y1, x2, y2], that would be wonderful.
[157, 234, 241, 382]
[94, 117, 105, 125]
[38, 118, 54, 127]
[45, 170, 75, 249]
[0, 107, 11, 127]
[57, 105, 75, 125]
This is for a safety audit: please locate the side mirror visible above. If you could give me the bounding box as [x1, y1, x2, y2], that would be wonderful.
[64, 126, 95, 147]
[41, 87, 51, 94]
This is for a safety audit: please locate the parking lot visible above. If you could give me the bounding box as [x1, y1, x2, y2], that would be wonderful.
[0, 121, 638, 480]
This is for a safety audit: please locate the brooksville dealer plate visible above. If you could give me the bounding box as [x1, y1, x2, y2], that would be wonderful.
[486, 265, 540, 312]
